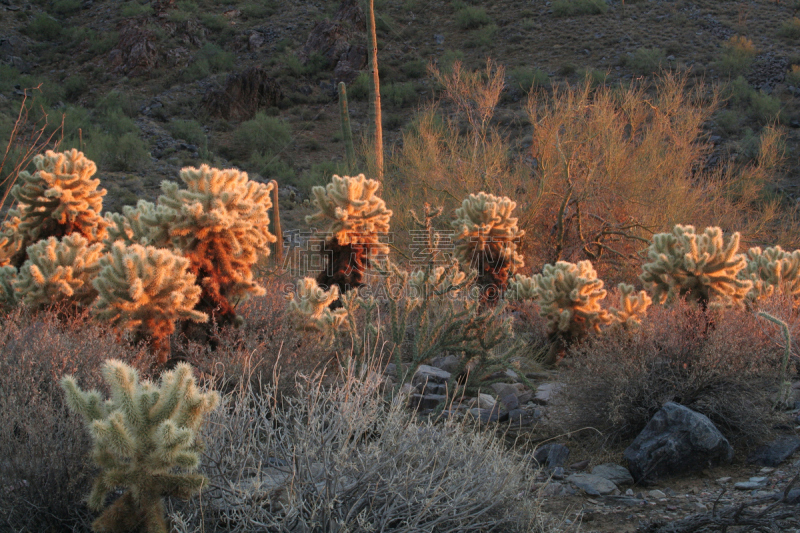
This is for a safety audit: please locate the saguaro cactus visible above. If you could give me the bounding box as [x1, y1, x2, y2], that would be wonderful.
[0, 149, 107, 267]
[92, 243, 208, 363]
[338, 82, 357, 173]
[305, 174, 392, 297]
[61, 360, 219, 533]
[640, 225, 751, 309]
[451, 192, 524, 304]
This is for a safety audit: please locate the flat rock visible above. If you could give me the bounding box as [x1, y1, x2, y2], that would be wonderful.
[567, 473, 618, 496]
[591, 463, 634, 486]
[747, 435, 800, 467]
[532, 382, 563, 405]
[623, 403, 734, 484]
[412, 365, 451, 386]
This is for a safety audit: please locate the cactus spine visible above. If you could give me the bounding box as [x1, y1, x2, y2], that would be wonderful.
[338, 82, 357, 174]
[61, 360, 219, 533]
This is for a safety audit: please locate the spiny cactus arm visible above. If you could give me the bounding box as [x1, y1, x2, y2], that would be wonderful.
[90, 411, 137, 458]
[506, 273, 538, 300]
[148, 363, 193, 425]
[609, 283, 651, 328]
[287, 277, 349, 338]
[61, 375, 109, 422]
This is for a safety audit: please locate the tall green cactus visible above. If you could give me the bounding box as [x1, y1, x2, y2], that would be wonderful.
[61, 360, 219, 533]
[270, 179, 283, 266]
[367, 0, 383, 180]
[338, 82, 357, 174]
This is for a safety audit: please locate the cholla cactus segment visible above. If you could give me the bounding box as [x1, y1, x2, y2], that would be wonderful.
[640, 225, 752, 308]
[10, 149, 107, 247]
[533, 260, 611, 337]
[305, 174, 392, 255]
[61, 359, 219, 533]
[0, 215, 24, 267]
[0, 266, 18, 308]
[408, 259, 468, 301]
[15, 234, 104, 309]
[506, 273, 538, 301]
[741, 246, 800, 305]
[157, 165, 276, 317]
[104, 200, 175, 249]
[451, 192, 525, 273]
[287, 277, 348, 340]
[92, 243, 207, 362]
[608, 283, 652, 329]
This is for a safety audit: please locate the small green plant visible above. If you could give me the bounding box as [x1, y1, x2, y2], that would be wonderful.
[92, 243, 208, 362]
[25, 14, 63, 41]
[120, 0, 153, 17]
[778, 17, 800, 39]
[509, 66, 550, 94]
[199, 12, 227, 31]
[64, 75, 88, 102]
[401, 59, 427, 79]
[552, 0, 608, 17]
[455, 5, 492, 29]
[380, 81, 418, 107]
[717, 35, 757, 76]
[640, 225, 752, 309]
[347, 72, 371, 101]
[786, 64, 800, 86]
[465, 24, 499, 48]
[231, 111, 291, 160]
[630, 47, 666, 75]
[61, 359, 219, 533]
[51, 0, 82, 16]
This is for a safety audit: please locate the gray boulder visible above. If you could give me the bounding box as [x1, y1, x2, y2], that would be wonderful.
[591, 463, 634, 486]
[567, 473, 618, 496]
[533, 443, 570, 468]
[747, 436, 800, 467]
[624, 402, 734, 484]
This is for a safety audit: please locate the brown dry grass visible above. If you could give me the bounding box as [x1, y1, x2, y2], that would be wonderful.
[551, 295, 796, 448]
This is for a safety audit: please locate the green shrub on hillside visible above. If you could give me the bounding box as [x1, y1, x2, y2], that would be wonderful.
[778, 17, 800, 39]
[630, 47, 666, 75]
[717, 35, 757, 76]
[552, 0, 608, 17]
[455, 5, 492, 29]
[510, 66, 550, 93]
[25, 14, 62, 41]
[231, 111, 291, 160]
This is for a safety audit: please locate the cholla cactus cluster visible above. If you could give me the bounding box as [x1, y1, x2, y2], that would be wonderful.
[0, 149, 107, 267]
[740, 246, 800, 306]
[640, 225, 752, 308]
[451, 192, 524, 303]
[305, 174, 392, 295]
[609, 283, 653, 330]
[15, 234, 104, 309]
[92, 243, 208, 363]
[0, 149, 278, 363]
[61, 359, 219, 533]
[287, 277, 348, 341]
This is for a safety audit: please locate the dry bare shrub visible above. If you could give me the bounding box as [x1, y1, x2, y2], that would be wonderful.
[0, 307, 149, 532]
[554, 297, 791, 447]
[168, 363, 552, 532]
[182, 277, 339, 396]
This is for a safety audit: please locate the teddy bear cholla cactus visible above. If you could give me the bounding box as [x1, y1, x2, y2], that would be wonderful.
[451, 192, 524, 304]
[740, 245, 800, 306]
[0, 149, 107, 267]
[305, 174, 392, 295]
[104, 200, 175, 249]
[287, 277, 348, 341]
[640, 225, 752, 308]
[92, 243, 208, 363]
[61, 359, 219, 533]
[156, 165, 276, 324]
[14, 233, 104, 309]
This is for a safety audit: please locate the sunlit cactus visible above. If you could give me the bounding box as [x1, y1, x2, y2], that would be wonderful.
[61, 359, 219, 533]
[287, 277, 348, 341]
[92, 243, 208, 363]
[104, 200, 175, 249]
[305, 174, 392, 297]
[507, 273, 538, 301]
[451, 192, 524, 304]
[157, 165, 276, 324]
[640, 225, 752, 309]
[15, 234, 104, 309]
[0, 149, 107, 267]
[740, 245, 800, 306]
[608, 283, 652, 330]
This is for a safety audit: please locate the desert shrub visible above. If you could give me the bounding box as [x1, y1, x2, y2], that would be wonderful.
[200, 12, 227, 32]
[465, 23, 499, 48]
[455, 4, 492, 29]
[381, 81, 418, 107]
[90, 30, 119, 54]
[629, 47, 666, 75]
[64, 74, 87, 102]
[556, 298, 788, 445]
[241, 0, 278, 19]
[230, 111, 291, 160]
[172, 363, 547, 532]
[510, 66, 550, 93]
[246, 151, 296, 183]
[749, 90, 782, 123]
[551, 0, 608, 17]
[88, 130, 151, 172]
[168, 118, 208, 154]
[25, 13, 62, 40]
[401, 59, 427, 79]
[51, 0, 82, 15]
[778, 17, 800, 39]
[346, 71, 371, 101]
[183, 43, 235, 81]
[0, 308, 149, 532]
[717, 35, 757, 76]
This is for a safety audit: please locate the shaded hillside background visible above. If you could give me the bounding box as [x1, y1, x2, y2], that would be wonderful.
[2, 0, 800, 250]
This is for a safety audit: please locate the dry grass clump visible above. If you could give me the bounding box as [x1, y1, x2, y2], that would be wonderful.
[553, 296, 792, 447]
[0, 307, 149, 532]
[168, 363, 552, 532]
